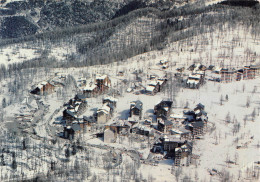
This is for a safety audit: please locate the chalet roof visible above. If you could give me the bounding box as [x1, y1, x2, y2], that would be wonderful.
[146, 86, 155, 92]
[196, 103, 205, 110]
[133, 124, 151, 132]
[83, 83, 97, 91]
[157, 80, 164, 85]
[156, 100, 173, 108]
[36, 81, 49, 89]
[130, 100, 143, 110]
[97, 104, 111, 114]
[96, 75, 107, 80]
[188, 74, 201, 80]
[75, 94, 87, 101]
[103, 96, 118, 103]
[104, 128, 115, 134]
[165, 120, 173, 126]
[149, 80, 159, 86]
[187, 79, 200, 85]
[71, 124, 81, 132]
[163, 135, 186, 143]
[170, 114, 186, 120]
[191, 121, 204, 128]
[83, 116, 96, 123]
[111, 120, 131, 127]
[171, 127, 191, 134]
[64, 109, 77, 118]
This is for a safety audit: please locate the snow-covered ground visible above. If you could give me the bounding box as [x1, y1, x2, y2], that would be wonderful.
[0, 18, 259, 182]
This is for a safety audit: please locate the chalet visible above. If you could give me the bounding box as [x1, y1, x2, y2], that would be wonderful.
[131, 124, 153, 137]
[154, 101, 173, 118]
[236, 69, 243, 81]
[188, 121, 205, 138]
[186, 73, 204, 89]
[243, 66, 256, 79]
[64, 124, 82, 140]
[170, 113, 187, 122]
[159, 60, 169, 69]
[96, 75, 111, 92]
[171, 127, 191, 140]
[149, 75, 157, 80]
[83, 82, 98, 97]
[104, 128, 117, 143]
[146, 85, 157, 95]
[157, 78, 167, 90]
[129, 100, 143, 119]
[174, 142, 192, 166]
[31, 81, 55, 95]
[194, 103, 205, 111]
[221, 69, 236, 82]
[75, 94, 87, 103]
[250, 65, 260, 75]
[97, 104, 113, 124]
[83, 116, 96, 126]
[63, 109, 77, 122]
[103, 97, 118, 107]
[213, 66, 224, 74]
[108, 120, 131, 135]
[162, 135, 186, 157]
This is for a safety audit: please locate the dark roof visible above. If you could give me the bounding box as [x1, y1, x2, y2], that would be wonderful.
[131, 100, 143, 110]
[157, 114, 167, 121]
[191, 121, 204, 128]
[165, 120, 173, 126]
[196, 103, 205, 110]
[71, 124, 81, 132]
[83, 116, 96, 123]
[75, 94, 87, 101]
[64, 109, 77, 118]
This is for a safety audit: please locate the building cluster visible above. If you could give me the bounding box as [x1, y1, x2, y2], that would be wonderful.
[186, 63, 206, 89]
[213, 65, 260, 82]
[63, 94, 88, 140]
[151, 103, 208, 166]
[96, 97, 117, 124]
[145, 74, 168, 95]
[30, 73, 67, 95]
[81, 75, 111, 97]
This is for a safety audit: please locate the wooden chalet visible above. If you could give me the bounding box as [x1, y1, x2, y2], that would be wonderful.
[97, 103, 114, 124]
[129, 100, 143, 119]
[31, 81, 55, 95]
[63, 109, 77, 122]
[174, 142, 193, 166]
[243, 66, 256, 79]
[95, 75, 111, 92]
[104, 128, 117, 143]
[171, 127, 191, 140]
[154, 100, 173, 118]
[103, 96, 118, 108]
[220, 69, 236, 82]
[188, 121, 205, 138]
[83, 82, 98, 97]
[63, 124, 82, 140]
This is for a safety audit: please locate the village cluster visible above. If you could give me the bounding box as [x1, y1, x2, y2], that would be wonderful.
[27, 60, 260, 167]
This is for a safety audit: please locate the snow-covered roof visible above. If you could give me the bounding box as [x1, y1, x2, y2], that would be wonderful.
[83, 83, 97, 91]
[96, 75, 107, 80]
[187, 79, 200, 84]
[188, 74, 201, 80]
[103, 96, 118, 102]
[170, 114, 186, 119]
[146, 86, 155, 92]
[157, 80, 164, 85]
[98, 104, 111, 114]
[149, 80, 158, 86]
